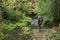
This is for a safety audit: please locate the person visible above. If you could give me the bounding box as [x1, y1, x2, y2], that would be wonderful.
[38, 16, 43, 31]
[29, 16, 43, 31]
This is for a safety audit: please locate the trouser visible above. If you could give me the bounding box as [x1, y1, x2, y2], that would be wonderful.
[38, 24, 42, 32]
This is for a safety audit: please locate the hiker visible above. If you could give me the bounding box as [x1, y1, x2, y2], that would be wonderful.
[29, 16, 43, 31]
[38, 16, 43, 31]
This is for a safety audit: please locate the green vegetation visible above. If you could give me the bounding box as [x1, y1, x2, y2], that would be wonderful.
[0, 0, 60, 40]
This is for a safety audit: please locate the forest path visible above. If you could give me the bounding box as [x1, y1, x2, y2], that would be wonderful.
[31, 28, 56, 40]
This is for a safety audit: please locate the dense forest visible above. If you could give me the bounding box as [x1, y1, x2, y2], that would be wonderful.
[0, 0, 60, 40]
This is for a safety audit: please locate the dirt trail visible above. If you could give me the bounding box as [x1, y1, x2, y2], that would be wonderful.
[31, 29, 56, 40]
